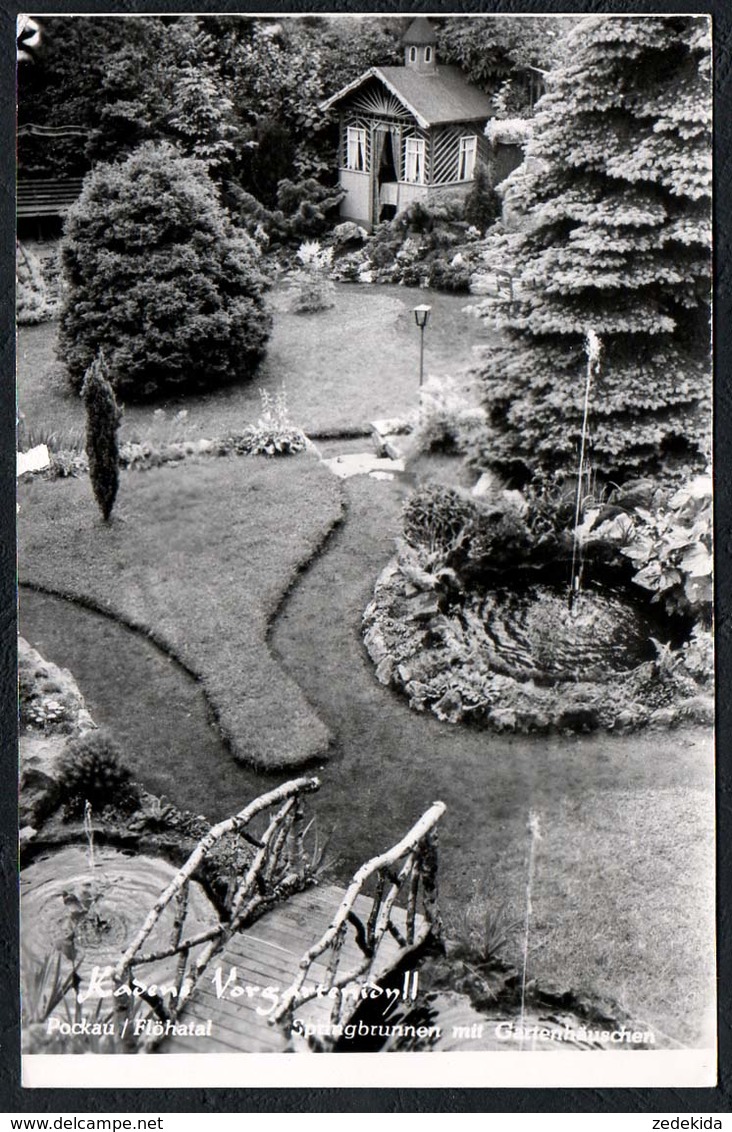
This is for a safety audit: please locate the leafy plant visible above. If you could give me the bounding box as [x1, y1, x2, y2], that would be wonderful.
[450, 894, 521, 970]
[289, 240, 336, 313]
[619, 474, 712, 619]
[228, 386, 307, 457]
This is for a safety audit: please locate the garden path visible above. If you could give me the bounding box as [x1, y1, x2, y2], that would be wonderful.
[269, 443, 715, 1045]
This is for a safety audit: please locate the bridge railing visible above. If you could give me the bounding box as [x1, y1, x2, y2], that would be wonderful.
[271, 800, 446, 1036]
[111, 776, 321, 1037]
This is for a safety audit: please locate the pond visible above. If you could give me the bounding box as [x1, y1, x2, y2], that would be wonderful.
[21, 844, 218, 989]
[478, 583, 659, 685]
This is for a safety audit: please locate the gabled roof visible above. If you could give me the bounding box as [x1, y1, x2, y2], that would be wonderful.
[320, 65, 495, 130]
[402, 17, 437, 46]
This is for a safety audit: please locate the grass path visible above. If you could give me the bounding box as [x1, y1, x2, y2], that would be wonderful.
[19, 588, 277, 814]
[269, 465, 715, 1046]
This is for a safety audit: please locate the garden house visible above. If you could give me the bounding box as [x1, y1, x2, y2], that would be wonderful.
[321, 17, 516, 229]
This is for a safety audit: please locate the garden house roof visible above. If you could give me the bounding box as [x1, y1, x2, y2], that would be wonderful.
[402, 17, 438, 46]
[320, 65, 495, 130]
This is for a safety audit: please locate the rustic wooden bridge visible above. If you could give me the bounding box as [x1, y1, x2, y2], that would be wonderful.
[111, 778, 445, 1054]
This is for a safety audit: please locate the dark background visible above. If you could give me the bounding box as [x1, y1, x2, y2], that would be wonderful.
[1, 0, 729, 1114]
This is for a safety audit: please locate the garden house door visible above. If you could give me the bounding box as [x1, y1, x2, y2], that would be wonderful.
[372, 124, 400, 225]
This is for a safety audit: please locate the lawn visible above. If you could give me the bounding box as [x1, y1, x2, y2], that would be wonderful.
[16, 286, 715, 1048]
[17, 282, 494, 446]
[18, 453, 344, 769]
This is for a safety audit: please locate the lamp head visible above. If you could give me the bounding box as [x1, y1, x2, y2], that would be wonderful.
[413, 304, 432, 328]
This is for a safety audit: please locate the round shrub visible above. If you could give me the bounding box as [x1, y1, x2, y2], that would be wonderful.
[56, 730, 140, 818]
[58, 142, 272, 400]
[403, 483, 479, 557]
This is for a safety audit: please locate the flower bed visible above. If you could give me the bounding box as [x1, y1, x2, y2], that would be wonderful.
[331, 199, 492, 294]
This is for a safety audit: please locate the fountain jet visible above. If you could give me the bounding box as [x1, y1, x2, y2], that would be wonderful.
[568, 330, 602, 611]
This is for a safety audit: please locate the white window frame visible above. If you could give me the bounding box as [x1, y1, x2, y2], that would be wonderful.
[458, 135, 477, 181]
[345, 126, 367, 172]
[424, 45, 433, 63]
[404, 136, 426, 184]
[408, 46, 417, 62]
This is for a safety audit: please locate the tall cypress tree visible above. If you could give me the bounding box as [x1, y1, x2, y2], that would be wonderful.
[474, 16, 712, 482]
[83, 352, 121, 522]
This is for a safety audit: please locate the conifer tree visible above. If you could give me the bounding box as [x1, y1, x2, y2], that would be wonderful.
[59, 142, 272, 399]
[474, 16, 712, 482]
[464, 160, 499, 233]
[82, 352, 121, 521]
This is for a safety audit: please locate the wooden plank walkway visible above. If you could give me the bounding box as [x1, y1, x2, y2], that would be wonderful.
[162, 883, 413, 1053]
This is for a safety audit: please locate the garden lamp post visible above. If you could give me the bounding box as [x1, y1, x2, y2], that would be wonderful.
[413, 304, 432, 388]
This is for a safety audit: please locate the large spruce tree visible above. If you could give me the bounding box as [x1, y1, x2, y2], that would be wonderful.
[474, 16, 712, 482]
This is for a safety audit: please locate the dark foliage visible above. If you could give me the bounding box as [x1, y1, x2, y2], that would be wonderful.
[231, 176, 345, 244]
[59, 143, 272, 400]
[463, 160, 500, 233]
[57, 730, 140, 818]
[82, 352, 121, 521]
[474, 16, 712, 482]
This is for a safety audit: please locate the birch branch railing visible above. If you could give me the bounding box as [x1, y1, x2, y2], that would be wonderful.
[111, 776, 321, 1039]
[271, 800, 446, 1035]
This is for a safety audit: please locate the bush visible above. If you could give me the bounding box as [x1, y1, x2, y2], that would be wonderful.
[289, 241, 336, 313]
[83, 352, 121, 521]
[56, 730, 139, 818]
[412, 375, 487, 455]
[58, 142, 273, 400]
[403, 483, 478, 559]
[428, 254, 474, 293]
[16, 242, 54, 325]
[463, 159, 500, 233]
[275, 178, 345, 239]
